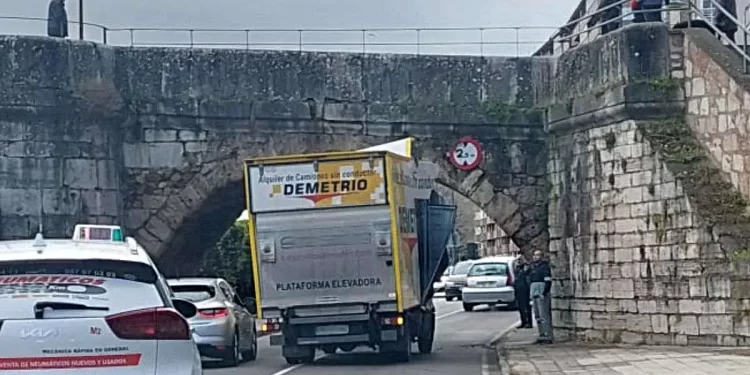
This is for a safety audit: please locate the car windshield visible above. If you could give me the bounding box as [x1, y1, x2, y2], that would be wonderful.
[171, 285, 216, 302]
[452, 262, 473, 275]
[468, 263, 509, 276]
[0, 259, 165, 319]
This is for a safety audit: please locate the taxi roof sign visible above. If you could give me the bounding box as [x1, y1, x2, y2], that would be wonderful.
[73, 224, 124, 242]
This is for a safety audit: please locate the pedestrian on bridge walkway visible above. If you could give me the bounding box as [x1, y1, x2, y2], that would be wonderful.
[47, 0, 68, 38]
[714, 0, 738, 43]
[587, 0, 621, 35]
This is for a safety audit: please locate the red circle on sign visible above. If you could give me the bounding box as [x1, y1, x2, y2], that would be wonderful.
[448, 137, 483, 171]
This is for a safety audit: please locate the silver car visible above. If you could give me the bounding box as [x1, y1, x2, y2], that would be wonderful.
[444, 260, 475, 301]
[168, 277, 258, 367]
[461, 256, 517, 311]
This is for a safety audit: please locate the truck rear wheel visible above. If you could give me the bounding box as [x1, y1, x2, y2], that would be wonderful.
[391, 337, 411, 363]
[285, 352, 314, 365]
[283, 345, 315, 365]
[417, 311, 435, 354]
[381, 321, 411, 363]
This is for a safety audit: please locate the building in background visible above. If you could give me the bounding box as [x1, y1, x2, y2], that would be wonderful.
[474, 211, 519, 257]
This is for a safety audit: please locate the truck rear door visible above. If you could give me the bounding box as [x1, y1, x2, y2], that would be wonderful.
[254, 205, 397, 310]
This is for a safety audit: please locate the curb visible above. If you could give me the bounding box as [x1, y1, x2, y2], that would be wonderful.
[490, 320, 521, 375]
[489, 320, 521, 346]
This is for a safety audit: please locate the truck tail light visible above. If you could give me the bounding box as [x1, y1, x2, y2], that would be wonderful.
[381, 316, 403, 326]
[106, 308, 191, 340]
[261, 318, 283, 333]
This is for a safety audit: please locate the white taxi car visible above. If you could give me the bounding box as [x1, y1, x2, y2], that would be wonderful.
[0, 224, 203, 375]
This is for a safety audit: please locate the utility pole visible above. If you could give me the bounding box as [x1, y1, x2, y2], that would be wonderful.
[78, 0, 84, 40]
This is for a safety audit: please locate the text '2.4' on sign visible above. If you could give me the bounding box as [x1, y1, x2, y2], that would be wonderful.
[448, 137, 483, 171]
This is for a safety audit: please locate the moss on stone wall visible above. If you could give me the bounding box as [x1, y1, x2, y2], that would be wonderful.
[646, 76, 680, 95]
[637, 118, 749, 226]
[480, 101, 545, 124]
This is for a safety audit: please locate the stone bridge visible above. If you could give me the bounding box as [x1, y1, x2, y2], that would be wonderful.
[7, 22, 750, 345]
[0, 35, 550, 274]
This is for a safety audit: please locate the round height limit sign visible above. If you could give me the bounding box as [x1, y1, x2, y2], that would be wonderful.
[448, 137, 483, 171]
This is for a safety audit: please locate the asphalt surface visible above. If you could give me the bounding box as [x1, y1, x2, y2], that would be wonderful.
[206, 296, 520, 375]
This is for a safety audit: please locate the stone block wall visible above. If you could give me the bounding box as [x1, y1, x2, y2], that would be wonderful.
[0, 121, 124, 239]
[549, 116, 750, 345]
[0, 36, 125, 239]
[682, 29, 750, 201]
[547, 26, 750, 346]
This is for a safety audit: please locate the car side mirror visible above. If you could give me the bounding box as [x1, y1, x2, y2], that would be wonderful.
[172, 298, 197, 319]
[246, 298, 257, 315]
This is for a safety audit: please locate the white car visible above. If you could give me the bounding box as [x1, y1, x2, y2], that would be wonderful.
[0, 224, 203, 375]
[461, 256, 517, 312]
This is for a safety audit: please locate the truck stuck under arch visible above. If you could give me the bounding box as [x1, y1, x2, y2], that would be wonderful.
[242, 139, 456, 364]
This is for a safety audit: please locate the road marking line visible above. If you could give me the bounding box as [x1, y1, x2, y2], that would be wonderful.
[269, 354, 328, 375]
[268, 309, 466, 375]
[436, 309, 462, 320]
[270, 363, 304, 375]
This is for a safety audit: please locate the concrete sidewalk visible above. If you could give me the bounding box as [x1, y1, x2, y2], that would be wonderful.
[496, 327, 750, 375]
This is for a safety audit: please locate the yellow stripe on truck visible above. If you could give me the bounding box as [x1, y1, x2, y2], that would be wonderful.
[243, 162, 264, 319]
[385, 154, 404, 312]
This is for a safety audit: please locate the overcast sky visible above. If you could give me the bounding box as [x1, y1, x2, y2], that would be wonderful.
[1, 0, 579, 55]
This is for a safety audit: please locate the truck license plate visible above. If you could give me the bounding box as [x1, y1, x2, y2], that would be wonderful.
[315, 325, 349, 336]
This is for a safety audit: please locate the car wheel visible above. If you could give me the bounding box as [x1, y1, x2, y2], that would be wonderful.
[445, 296, 454, 302]
[462, 303, 474, 312]
[222, 331, 241, 367]
[285, 357, 301, 365]
[242, 329, 258, 361]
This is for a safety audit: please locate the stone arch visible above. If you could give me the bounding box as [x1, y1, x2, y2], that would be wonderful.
[420, 146, 548, 258]
[130, 136, 547, 275]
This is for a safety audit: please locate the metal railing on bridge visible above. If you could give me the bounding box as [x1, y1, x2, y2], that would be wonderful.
[540, 0, 750, 74]
[0, 16, 557, 56]
[3, 0, 750, 64]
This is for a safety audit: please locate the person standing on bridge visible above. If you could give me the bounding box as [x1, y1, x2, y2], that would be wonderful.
[513, 255, 533, 329]
[587, 0, 621, 35]
[714, 0, 738, 43]
[529, 250, 553, 344]
[639, 0, 668, 23]
[47, 0, 69, 38]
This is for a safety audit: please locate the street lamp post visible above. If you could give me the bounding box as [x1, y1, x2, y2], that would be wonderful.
[78, 0, 83, 40]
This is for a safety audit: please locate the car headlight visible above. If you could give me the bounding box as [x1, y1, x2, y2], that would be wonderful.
[466, 279, 477, 287]
[445, 281, 455, 287]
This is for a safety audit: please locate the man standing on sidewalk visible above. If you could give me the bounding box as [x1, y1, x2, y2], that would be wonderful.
[513, 255, 533, 329]
[530, 250, 553, 344]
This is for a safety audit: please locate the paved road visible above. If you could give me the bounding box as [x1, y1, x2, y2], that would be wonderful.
[206, 298, 520, 375]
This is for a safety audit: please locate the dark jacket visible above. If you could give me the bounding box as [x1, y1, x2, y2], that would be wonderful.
[513, 264, 531, 292]
[47, 0, 68, 38]
[641, 0, 665, 8]
[529, 259, 551, 283]
[530, 259, 552, 295]
[715, 0, 738, 33]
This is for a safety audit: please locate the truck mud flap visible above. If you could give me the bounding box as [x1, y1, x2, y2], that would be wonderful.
[416, 196, 456, 304]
